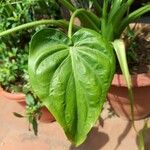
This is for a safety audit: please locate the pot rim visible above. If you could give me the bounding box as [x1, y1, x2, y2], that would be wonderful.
[0, 87, 25, 102]
[0, 87, 55, 123]
[112, 73, 150, 87]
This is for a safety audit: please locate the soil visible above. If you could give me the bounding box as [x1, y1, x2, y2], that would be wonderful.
[117, 23, 150, 75]
[130, 23, 150, 74]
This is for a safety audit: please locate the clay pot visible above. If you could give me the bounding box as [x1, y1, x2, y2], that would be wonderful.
[108, 73, 150, 120]
[0, 87, 55, 123]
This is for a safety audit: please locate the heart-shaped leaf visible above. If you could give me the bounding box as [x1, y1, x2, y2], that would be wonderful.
[28, 28, 115, 146]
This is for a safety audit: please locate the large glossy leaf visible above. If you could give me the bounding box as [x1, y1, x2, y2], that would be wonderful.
[28, 28, 115, 146]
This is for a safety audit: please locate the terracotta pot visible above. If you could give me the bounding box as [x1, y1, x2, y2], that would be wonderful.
[0, 87, 55, 123]
[108, 73, 150, 120]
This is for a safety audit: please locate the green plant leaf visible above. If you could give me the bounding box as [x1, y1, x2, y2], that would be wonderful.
[112, 39, 133, 88]
[112, 39, 134, 120]
[28, 28, 115, 146]
[26, 93, 35, 106]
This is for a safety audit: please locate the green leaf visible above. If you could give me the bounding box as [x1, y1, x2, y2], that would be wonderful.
[113, 39, 134, 121]
[113, 39, 132, 89]
[26, 93, 35, 106]
[28, 28, 115, 146]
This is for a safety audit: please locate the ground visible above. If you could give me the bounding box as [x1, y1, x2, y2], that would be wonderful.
[0, 95, 150, 150]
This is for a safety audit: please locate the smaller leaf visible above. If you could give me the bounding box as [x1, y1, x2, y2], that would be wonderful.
[13, 112, 24, 118]
[26, 93, 35, 106]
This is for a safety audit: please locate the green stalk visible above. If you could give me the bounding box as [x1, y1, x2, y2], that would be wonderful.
[108, 0, 123, 21]
[107, 0, 134, 40]
[102, 0, 108, 22]
[59, 0, 100, 31]
[102, 0, 135, 40]
[68, 9, 84, 38]
[0, 20, 78, 37]
[101, 0, 109, 38]
[68, 8, 100, 38]
[111, 3, 129, 38]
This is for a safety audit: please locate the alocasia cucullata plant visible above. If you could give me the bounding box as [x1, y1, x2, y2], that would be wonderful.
[0, 0, 150, 147]
[28, 28, 115, 145]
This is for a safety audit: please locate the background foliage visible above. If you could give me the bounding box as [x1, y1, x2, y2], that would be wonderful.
[0, 0, 61, 92]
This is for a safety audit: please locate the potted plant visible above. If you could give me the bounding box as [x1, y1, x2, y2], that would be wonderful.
[108, 23, 150, 120]
[0, 0, 61, 125]
[0, 0, 149, 147]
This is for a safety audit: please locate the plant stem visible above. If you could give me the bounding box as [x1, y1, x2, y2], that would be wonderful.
[68, 8, 100, 38]
[101, 0, 108, 39]
[0, 20, 74, 37]
[59, 0, 100, 31]
[68, 9, 84, 38]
